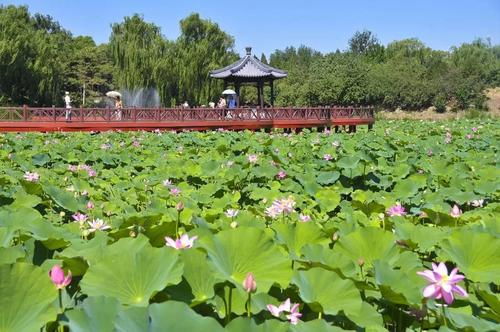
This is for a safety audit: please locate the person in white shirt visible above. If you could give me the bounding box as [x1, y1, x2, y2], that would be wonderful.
[64, 92, 72, 122]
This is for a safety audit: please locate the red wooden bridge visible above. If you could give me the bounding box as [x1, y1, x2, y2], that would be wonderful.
[0, 106, 374, 132]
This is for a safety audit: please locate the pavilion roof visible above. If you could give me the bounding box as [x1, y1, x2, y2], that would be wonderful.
[210, 47, 287, 80]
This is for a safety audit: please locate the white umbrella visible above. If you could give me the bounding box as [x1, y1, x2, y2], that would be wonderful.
[222, 89, 236, 95]
[106, 91, 122, 98]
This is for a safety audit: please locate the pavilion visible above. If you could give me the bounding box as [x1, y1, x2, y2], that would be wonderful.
[209, 47, 287, 107]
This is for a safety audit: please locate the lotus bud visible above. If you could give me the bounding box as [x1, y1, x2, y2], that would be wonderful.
[59, 211, 65, 217]
[450, 204, 462, 218]
[49, 265, 72, 289]
[176, 202, 184, 211]
[230, 221, 238, 228]
[332, 232, 339, 241]
[243, 272, 257, 293]
[357, 258, 365, 267]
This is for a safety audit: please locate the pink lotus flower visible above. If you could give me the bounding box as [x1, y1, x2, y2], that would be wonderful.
[165, 234, 198, 249]
[86, 201, 94, 209]
[49, 265, 72, 289]
[243, 272, 257, 293]
[79, 164, 91, 171]
[266, 197, 296, 218]
[417, 262, 468, 304]
[265, 205, 282, 219]
[427, 149, 433, 157]
[132, 141, 140, 147]
[170, 187, 181, 196]
[68, 165, 78, 172]
[299, 214, 311, 222]
[387, 203, 406, 217]
[87, 218, 111, 232]
[267, 298, 302, 325]
[471, 127, 478, 132]
[163, 179, 172, 187]
[225, 209, 239, 218]
[81, 190, 89, 196]
[332, 140, 340, 147]
[450, 204, 462, 218]
[277, 170, 287, 180]
[87, 169, 97, 177]
[466, 134, 473, 140]
[24, 171, 40, 182]
[248, 154, 258, 164]
[323, 154, 332, 161]
[72, 212, 88, 223]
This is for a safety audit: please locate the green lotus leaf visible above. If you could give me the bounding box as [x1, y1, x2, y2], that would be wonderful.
[199, 227, 293, 293]
[115, 306, 149, 332]
[57, 231, 110, 266]
[181, 249, 220, 303]
[273, 222, 329, 259]
[225, 318, 289, 332]
[10, 189, 42, 208]
[149, 301, 223, 332]
[80, 236, 183, 306]
[373, 260, 425, 305]
[0, 246, 25, 265]
[393, 221, 450, 252]
[0, 263, 58, 332]
[31, 153, 50, 166]
[43, 185, 83, 211]
[446, 307, 498, 332]
[300, 244, 358, 278]
[292, 268, 363, 318]
[0, 206, 58, 242]
[335, 227, 398, 266]
[65, 296, 121, 332]
[314, 188, 341, 213]
[337, 156, 360, 169]
[439, 230, 500, 283]
[316, 171, 340, 185]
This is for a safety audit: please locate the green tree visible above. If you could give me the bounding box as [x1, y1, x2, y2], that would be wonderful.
[109, 14, 166, 90]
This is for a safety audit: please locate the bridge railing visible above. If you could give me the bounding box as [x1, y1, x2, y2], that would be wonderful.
[0, 106, 374, 122]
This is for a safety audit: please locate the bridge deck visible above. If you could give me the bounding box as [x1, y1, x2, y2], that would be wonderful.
[0, 106, 374, 132]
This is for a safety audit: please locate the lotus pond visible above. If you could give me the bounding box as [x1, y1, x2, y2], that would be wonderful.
[0, 120, 499, 331]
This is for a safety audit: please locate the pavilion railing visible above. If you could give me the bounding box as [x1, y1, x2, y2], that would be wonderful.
[0, 106, 374, 123]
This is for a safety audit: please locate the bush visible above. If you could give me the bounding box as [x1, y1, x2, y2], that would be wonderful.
[433, 94, 447, 113]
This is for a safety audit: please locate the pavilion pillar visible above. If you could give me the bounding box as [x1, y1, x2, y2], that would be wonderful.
[270, 80, 274, 107]
[258, 81, 264, 108]
[235, 82, 241, 107]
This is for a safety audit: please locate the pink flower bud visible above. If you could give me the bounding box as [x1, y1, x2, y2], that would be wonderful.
[49, 265, 72, 289]
[176, 202, 184, 211]
[243, 272, 257, 293]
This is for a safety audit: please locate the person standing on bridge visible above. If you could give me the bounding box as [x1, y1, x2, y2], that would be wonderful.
[115, 96, 123, 120]
[64, 92, 72, 122]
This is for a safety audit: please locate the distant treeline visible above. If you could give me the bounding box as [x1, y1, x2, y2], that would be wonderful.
[0, 5, 499, 110]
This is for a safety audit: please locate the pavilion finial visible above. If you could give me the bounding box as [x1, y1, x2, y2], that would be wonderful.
[245, 47, 252, 55]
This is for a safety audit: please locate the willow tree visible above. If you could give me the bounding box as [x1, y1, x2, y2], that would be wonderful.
[109, 14, 166, 90]
[175, 14, 237, 105]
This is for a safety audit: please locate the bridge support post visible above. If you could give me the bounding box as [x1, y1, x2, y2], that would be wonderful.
[368, 124, 373, 131]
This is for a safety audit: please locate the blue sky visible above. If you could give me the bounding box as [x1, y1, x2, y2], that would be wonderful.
[2, 0, 499, 56]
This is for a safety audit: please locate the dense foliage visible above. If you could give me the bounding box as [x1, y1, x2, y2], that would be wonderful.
[0, 120, 499, 331]
[270, 37, 500, 110]
[0, 5, 499, 110]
